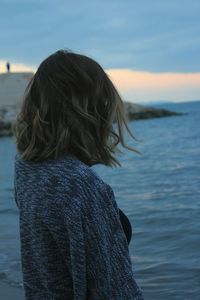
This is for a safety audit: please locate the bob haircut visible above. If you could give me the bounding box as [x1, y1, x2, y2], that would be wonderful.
[12, 49, 138, 167]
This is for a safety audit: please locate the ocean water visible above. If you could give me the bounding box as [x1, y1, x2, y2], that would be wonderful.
[0, 101, 200, 299]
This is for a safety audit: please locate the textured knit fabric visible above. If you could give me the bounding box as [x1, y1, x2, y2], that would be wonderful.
[14, 152, 144, 300]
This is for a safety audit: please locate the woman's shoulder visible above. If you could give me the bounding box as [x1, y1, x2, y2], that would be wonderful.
[14, 152, 112, 203]
[60, 154, 110, 190]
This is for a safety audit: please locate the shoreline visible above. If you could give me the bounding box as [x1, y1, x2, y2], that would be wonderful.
[0, 281, 25, 300]
[0, 102, 184, 138]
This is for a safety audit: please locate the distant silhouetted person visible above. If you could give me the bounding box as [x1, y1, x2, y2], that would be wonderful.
[6, 61, 10, 72]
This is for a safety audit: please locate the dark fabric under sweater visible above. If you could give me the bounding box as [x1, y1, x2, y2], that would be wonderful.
[119, 208, 132, 245]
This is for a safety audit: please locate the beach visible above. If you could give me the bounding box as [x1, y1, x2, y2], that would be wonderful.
[0, 282, 25, 300]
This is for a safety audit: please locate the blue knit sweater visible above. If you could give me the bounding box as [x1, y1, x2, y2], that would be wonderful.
[14, 153, 144, 300]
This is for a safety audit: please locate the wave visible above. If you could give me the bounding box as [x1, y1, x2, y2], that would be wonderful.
[0, 208, 18, 215]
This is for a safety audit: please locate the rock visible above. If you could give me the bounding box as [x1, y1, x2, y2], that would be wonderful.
[0, 73, 184, 137]
[0, 104, 20, 137]
[123, 101, 183, 121]
[0, 72, 33, 108]
[0, 102, 184, 137]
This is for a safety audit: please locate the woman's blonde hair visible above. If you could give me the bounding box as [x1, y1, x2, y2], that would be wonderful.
[12, 49, 138, 167]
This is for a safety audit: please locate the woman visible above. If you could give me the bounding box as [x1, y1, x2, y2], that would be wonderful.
[13, 49, 144, 299]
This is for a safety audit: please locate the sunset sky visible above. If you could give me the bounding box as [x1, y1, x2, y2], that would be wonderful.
[0, 0, 199, 104]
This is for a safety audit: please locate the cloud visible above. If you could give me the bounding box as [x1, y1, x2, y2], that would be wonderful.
[0, 0, 199, 72]
[106, 69, 200, 103]
[0, 57, 199, 103]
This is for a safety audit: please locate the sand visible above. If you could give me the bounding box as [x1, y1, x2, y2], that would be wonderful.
[0, 281, 25, 300]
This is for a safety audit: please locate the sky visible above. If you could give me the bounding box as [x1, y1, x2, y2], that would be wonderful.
[0, 0, 200, 104]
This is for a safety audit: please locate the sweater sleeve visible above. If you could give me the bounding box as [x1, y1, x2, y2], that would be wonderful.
[43, 192, 88, 300]
[80, 169, 144, 300]
[43, 168, 144, 300]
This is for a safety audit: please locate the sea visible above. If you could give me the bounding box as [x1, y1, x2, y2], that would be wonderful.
[0, 101, 200, 300]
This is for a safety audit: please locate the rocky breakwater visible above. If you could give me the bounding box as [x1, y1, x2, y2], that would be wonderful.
[0, 73, 183, 138]
[0, 72, 33, 137]
[0, 104, 21, 137]
[124, 101, 183, 121]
